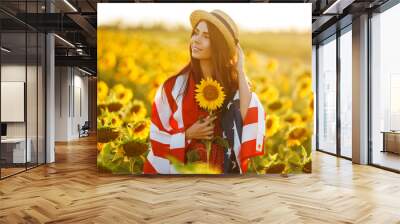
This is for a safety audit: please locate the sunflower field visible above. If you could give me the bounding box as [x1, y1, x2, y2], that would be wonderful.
[97, 24, 313, 175]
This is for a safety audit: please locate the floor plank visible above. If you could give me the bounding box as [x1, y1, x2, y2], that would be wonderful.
[0, 135, 399, 223]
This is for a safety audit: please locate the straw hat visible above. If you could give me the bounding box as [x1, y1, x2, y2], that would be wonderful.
[190, 9, 239, 57]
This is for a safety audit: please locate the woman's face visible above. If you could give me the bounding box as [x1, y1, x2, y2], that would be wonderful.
[191, 21, 212, 60]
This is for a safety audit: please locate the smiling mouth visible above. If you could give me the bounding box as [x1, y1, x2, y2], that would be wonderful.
[192, 46, 202, 52]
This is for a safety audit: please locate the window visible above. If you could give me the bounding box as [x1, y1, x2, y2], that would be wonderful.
[0, 1, 46, 179]
[317, 36, 337, 154]
[339, 28, 352, 158]
[371, 3, 400, 171]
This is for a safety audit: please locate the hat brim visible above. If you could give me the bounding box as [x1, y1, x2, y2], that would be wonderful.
[190, 10, 236, 57]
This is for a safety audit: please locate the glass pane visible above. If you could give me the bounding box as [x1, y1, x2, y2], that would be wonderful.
[38, 32, 45, 165]
[371, 4, 400, 171]
[312, 45, 316, 151]
[1, 30, 27, 177]
[340, 29, 352, 158]
[318, 37, 337, 154]
[26, 0, 39, 169]
[27, 30, 38, 169]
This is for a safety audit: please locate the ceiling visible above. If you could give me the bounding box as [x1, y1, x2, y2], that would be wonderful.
[0, 0, 393, 75]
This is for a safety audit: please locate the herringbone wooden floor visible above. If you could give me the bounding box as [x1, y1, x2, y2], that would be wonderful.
[0, 136, 400, 224]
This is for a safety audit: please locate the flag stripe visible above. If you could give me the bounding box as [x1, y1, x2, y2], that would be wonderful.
[256, 95, 265, 152]
[172, 74, 187, 130]
[242, 123, 258, 143]
[243, 107, 258, 125]
[154, 86, 172, 132]
[143, 160, 158, 174]
[146, 150, 170, 174]
[150, 140, 170, 158]
[146, 74, 187, 174]
[150, 122, 171, 144]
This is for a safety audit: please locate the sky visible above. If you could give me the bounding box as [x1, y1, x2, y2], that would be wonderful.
[98, 3, 311, 32]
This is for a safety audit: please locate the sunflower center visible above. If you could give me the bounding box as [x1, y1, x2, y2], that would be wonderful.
[269, 101, 282, 111]
[123, 141, 148, 157]
[97, 127, 119, 143]
[131, 105, 141, 114]
[100, 117, 106, 126]
[202, 85, 219, 101]
[266, 119, 273, 129]
[285, 117, 295, 123]
[118, 93, 125, 99]
[107, 102, 122, 112]
[289, 128, 306, 139]
[134, 124, 146, 133]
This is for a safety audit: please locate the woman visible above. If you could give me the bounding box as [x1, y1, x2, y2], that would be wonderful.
[143, 9, 265, 174]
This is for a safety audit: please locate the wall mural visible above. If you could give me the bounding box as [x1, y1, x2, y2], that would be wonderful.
[97, 3, 313, 175]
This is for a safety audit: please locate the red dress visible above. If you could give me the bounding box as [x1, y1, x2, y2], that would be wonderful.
[181, 74, 224, 172]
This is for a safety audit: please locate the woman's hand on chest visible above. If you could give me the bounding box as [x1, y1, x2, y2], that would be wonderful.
[185, 115, 217, 140]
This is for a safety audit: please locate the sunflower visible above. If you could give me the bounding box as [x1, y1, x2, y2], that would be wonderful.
[122, 140, 148, 158]
[98, 110, 123, 129]
[112, 84, 133, 104]
[287, 126, 309, 147]
[97, 116, 107, 128]
[306, 96, 314, 120]
[97, 127, 120, 143]
[266, 114, 280, 137]
[259, 85, 279, 103]
[195, 78, 226, 112]
[106, 102, 123, 112]
[125, 100, 147, 121]
[127, 119, 150, 140]
[97, 81, 109, 104]
[296, 76, 312, 98]
[97, 104, 107, 116]
[267, 98, 292, 114]
[266, 163, 286, 174]
[283, 112, 303, 127]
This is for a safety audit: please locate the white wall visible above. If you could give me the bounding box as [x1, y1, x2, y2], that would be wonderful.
[54, 67, 89, 141]
[1, 64, 46, 163]
[55, 66, 69, 141]
[1, 65, 29, 138]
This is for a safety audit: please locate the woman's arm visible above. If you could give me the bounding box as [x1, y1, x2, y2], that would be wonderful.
[236, 45, 252, 120]
[233, 45, 266, 173]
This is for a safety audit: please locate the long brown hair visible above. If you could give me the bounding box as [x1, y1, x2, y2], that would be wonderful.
[163, 20, 238, 109]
